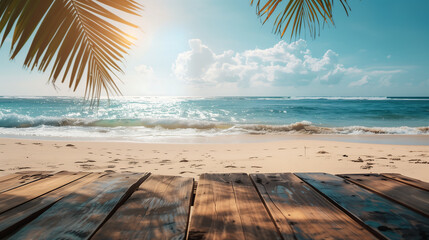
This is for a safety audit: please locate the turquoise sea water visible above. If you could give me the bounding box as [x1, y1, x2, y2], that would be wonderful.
[0, 96, 428, 141]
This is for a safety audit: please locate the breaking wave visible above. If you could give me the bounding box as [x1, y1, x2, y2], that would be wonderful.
[0, 112, 427, 136]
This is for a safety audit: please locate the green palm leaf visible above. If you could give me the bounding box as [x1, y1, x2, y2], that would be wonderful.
[251, 0, 350, 39]
[0, 0, 141, 102]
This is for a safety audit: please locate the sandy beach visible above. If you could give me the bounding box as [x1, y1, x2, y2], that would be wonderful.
[1, 136, 428, 181]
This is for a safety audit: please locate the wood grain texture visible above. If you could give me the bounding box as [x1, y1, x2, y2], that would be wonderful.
[381, 173, 429, 191]
[0, 172, 52, 194]
[340, 174, 429, 218]
[0, 171, 88, 214]
[251, 173, 376, 240]
[0, 173, 105, 238]
[92, 175, 193, 240]
[7, 173, 149, 240]
[296, 172, 429, 240]
[188, 173, 281, 240]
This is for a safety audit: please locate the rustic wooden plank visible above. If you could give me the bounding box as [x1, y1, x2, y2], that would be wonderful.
[339, 174, 429, 218]
[188, 173, 281, 240]
[296, 172, 429, 240]
[381, 173, 429, 191]
[251, 173, 376, 240]
[7, 172, 149, 240]
[92, 175, 193, 240]
[0, 172, 52, 194]
[0, 173, 105, 238]
[0, 171, 88, 214]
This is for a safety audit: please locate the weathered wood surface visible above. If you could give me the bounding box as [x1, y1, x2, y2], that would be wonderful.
[7, 173, 149, 240]
[251, 173, 376, 240]
[0, 173, 106, 238]
[0, 172, 52, 194]
[0, 171, 427, 239]
[0, 171, 88, 214]
[340, 174, 429, 217]
[296, 173, 429, 240]
[188, 173, 281, 240]
[382, 173, 429, 191]
[93, 175, 193, 240]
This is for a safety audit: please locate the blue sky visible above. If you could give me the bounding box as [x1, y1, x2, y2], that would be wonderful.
[0, 0, 428, 96]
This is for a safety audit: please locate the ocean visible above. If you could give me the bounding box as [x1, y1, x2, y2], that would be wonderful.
[0, 96, 428, 142]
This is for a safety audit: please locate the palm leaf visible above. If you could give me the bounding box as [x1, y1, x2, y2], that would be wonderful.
[251, 0, 350, 39]
[0, 0, 141, 103]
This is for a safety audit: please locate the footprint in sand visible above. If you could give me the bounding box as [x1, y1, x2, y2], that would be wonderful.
[104, 170, 116, 173]
[409, 159, 429, 164]
[179, 171, 194, 174]
[317, 151, 329, 154]
[180, 159, 189, 163]
[80, 164, 94, 170]
[107, 165, 116, 168]
[251, 166, 262, 168]
[225, 165, 237, 168]
[191, 164, 205, 168]
[351, 157, 364, 163]
[32, 142, 42, 145]
[360, 164, 373, 170]
[66, 144, 75, 147]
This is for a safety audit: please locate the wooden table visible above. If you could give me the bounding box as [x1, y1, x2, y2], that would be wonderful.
[0, 171, 427, 239]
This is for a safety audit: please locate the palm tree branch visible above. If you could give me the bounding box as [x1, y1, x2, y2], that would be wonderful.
[0, 0, 141, 102]
[251, 0, 350, 39]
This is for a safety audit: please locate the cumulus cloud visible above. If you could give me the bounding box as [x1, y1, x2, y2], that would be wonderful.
[172, 39, 402, 88]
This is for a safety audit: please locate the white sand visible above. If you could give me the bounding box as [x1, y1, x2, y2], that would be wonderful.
[0, 137, 428, 181]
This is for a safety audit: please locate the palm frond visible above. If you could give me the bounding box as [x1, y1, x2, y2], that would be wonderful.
[251, 0, 350, 39]
[0, 0, 141, 103]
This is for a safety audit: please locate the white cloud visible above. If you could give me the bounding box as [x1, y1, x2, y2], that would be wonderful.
[349, 75, 369, 87]
[172, 39, 403, 88]
[135, 64, 154, 76]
